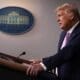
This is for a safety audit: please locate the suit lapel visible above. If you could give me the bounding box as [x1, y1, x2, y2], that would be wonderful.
[67, 22, 80, 44]
[58, 31, 66, 51]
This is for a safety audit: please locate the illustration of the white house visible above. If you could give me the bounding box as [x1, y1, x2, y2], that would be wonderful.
[0, 11, 29, 25]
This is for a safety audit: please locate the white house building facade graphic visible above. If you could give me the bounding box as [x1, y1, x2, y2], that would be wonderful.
[0, 11, 29, 25]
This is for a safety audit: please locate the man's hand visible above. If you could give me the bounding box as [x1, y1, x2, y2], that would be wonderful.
[22, 59, 44, 77]
[26, 63, 44, 77]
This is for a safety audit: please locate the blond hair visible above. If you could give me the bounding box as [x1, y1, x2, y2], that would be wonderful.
[56, 3, 80, 20]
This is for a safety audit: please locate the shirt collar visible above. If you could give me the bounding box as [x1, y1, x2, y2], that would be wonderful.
[67, 21, 79, 34]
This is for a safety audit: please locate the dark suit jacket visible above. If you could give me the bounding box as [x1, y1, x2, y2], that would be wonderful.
[43, 22, 80, 80]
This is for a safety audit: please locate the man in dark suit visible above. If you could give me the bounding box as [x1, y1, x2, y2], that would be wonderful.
[24, 3, 80, 80]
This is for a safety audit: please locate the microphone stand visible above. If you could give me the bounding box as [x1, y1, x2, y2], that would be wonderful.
[17, 52, 26, 58]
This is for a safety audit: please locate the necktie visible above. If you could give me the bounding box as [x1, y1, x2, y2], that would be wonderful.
[65, 33, 70, 45]
[61, 32, 70, 49]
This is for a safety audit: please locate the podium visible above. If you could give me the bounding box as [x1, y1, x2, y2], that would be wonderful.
[0, 52, 32, 80]
[0, 66, 31, 80]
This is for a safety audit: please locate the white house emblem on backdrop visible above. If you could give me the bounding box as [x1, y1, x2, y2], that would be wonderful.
[0, 7, 34, 35]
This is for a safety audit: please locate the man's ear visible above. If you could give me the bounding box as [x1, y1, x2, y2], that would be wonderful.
[68, 12, 74, 20]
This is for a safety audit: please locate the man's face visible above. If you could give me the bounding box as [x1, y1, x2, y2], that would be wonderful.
[56, 10, 73, 31]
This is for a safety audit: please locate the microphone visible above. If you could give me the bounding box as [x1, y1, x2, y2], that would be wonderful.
[18, 51, 26, 58]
